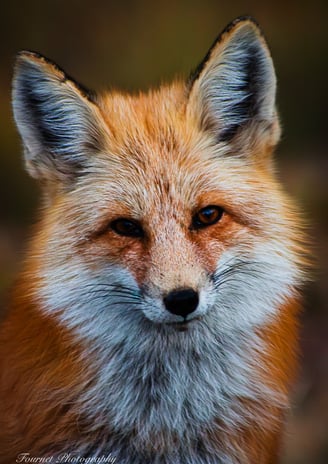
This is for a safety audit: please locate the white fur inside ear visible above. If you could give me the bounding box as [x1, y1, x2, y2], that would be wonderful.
[190, 22, 277, 140]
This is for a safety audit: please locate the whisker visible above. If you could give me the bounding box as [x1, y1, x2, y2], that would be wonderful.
[213, 259, 273, 290]
[72, 282, 143, 308]
[81, 282, 141, 296]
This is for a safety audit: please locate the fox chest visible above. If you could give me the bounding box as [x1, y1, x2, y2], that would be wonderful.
[67, 335, 264, 464]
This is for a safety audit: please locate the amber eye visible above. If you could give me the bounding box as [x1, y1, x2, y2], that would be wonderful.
[110, 218, 144, 238]
[192, 205, 224, 229]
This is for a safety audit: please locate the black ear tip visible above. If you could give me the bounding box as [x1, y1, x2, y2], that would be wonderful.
[15, 51, 48, 70]
[188, 16, 265, 88]
[226, 15, 261, 29]
[13, 51, 95, 103]
[17, 50, 47, 60]
[228, 15, 260, 28]
[217, 16, 266, 45]
[14, 50, 65, 76]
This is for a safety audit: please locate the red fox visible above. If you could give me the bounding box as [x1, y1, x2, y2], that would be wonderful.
[0, 17, 307, 463]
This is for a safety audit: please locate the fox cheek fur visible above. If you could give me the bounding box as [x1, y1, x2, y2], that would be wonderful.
[0, 17, 308, 464]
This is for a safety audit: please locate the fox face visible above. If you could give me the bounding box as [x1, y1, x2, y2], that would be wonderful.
[7, 17, 306, 462]
[12, 19, 300, 330]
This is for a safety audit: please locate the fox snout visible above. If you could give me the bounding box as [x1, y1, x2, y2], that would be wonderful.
[141, 254, 210, 324]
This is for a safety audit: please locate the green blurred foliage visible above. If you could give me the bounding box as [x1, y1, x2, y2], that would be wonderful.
[0, 1, 327, 462]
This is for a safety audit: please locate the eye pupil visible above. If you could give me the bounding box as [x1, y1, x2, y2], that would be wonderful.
[110, 218, 144, 238]
[192, 205, 223, 229]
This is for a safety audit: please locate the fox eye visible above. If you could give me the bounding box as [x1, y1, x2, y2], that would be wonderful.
[192, 205, 224, 229]
[110, 218, 144, 238]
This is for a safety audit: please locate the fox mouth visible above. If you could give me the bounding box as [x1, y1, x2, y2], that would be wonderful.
[174, 323, 190, 332]
[166, 316, 201, 331]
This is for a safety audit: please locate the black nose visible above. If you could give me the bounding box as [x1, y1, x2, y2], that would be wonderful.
[163, 288, 199, 318]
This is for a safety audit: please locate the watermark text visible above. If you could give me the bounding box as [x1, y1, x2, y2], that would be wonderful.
[16, 453, 117, 464]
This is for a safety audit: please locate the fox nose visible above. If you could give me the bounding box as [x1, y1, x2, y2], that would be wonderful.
[163, 288, 199, 318]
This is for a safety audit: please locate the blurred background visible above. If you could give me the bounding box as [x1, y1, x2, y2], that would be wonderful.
[0, 1, 327, 462]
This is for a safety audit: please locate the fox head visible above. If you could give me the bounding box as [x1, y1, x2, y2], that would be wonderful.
[12, 17, 303, 336]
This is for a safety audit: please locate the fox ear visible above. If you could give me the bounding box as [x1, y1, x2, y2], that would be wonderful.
[12, 51, 107, 183]
[188, 17, 280, 149]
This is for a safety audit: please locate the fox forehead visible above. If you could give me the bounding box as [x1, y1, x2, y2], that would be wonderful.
[98, 83, 188, 146]
[71, 84, 270, 220]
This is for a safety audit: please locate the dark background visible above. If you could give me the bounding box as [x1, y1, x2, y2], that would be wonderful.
[0, 1, 327, 462]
